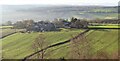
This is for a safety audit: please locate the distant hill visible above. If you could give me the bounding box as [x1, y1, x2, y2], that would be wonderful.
[1, 5, 118, 24]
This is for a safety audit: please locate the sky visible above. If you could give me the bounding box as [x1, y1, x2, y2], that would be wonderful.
[0, 0, 119, 6]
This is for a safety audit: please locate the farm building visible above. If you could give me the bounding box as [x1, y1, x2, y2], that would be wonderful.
[27, 21, 56, 32]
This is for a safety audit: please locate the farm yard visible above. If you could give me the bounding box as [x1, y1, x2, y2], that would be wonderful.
[1, 28, 119, 59]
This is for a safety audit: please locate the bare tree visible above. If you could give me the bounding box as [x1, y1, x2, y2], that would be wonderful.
[13, 19, 34, 29]
[32, 34, 47, 59]
[69, 34, 92, 59]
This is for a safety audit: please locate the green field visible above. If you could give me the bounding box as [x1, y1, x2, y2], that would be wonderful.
[2, 29, 82, 59]
[1, 29, 119, 59]
[85, 30, 118, 58]
[88, 25, 120, 28]
[88, 24, 120, 28]
[1, 29, 26, 38]
[44, 29, 118, 59]
[0, 26, 13, 29]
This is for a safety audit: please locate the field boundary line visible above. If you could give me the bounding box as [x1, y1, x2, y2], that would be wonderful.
[22, 29, 90, 61]
[0, 32, 17, 39]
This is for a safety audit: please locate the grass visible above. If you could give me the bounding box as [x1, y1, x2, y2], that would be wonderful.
[86, 30, 118, 53]
[0, 26, 13, 29]
[88, 24, 120, 28]
[88, 25, 120, 28]
[1, 29, 26, 38]
[1, 29, 16, 36]
[44, 29, 118, 59]
[86, 30, 118, 58]
[2, 29, 82, 59]
[1, 28, 118, 59]
[2, 33, 39, 59]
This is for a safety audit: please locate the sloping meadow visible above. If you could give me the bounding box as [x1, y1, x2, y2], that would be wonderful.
[43, 29, 118, 59]
[1, 29, 118, 59]
[2, 29, 82, 59]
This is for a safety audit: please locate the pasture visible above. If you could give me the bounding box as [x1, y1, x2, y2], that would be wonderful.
[0, 29, 26, 38]
[1, 29, 119, 59]
[45, 29, 118, 59]
[2, 29, 82, 59]
[88, 25, 119, 28]
[0, 26, 13, 29]
[88, 24, 120, 29]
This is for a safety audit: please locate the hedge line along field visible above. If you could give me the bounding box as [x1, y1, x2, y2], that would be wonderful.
[0, 29, 26, 38]
[43, 29, 118, 59]
[1, 29, 16, 38]
[2, 29, 82, 59]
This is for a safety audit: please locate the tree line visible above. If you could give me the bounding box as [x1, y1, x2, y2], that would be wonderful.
[2, 17, 119, 29]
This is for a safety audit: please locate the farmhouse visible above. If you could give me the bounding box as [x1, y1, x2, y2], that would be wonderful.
[27, 21, 56, 32]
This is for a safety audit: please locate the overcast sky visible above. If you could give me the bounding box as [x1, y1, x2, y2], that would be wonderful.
[0, 0, 119, 6]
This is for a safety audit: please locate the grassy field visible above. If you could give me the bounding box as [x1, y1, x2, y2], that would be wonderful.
[1, 28, 118, 59]
[88, 25, 120, 28]
[0, 26, 13, 29]
[2, 29, 82, 59]
[1, 29, 16, 36]
[0, 29, 26, 38]
[45, 29, 118, 59]
[88, 24, 120, 29]
[85, 30, 118, 58]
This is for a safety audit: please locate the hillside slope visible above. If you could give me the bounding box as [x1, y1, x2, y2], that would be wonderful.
[2, 30, 82, 59]
[44, 29, 118, 59]
[1, 29, 118, 59]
